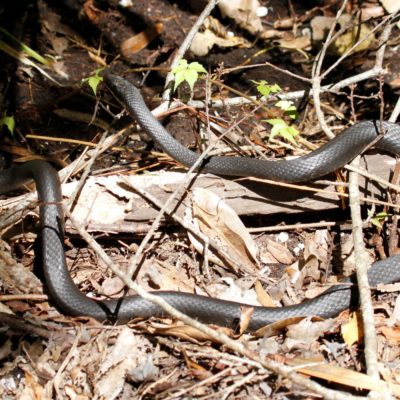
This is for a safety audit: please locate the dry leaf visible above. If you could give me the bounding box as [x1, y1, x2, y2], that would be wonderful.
[239, 306, 255, 334]
[95, 328, 157, 399]
[191, 16, 250, 56]
[182, 349, 212, 380]
[387, 295, 400, 325]
[218, 0, 263, 34]
[139, 260, 195, 293]
[288, 358, 400, 395]
[254, 281, 276, 307]
[380, 326, 400, 345]
[186, 188, 259, 271]
[155, 323, 233, 343]
[286, 317, 335, 341]
[121, 23, 163, 56]
[311, 14, 374, 55]
[266, 239, 294, 265]
[275, 35, 311, 51]
[341, 312, 364, 346]
[380, 0, 400, 13]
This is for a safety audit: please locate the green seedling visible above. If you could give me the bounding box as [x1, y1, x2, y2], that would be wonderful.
[171, 59, 207, 92]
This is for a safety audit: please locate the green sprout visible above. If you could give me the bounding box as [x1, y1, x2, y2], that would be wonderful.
[171, 59, 207, 92]
[82, 68, 104, 95]
[368, 210, 389, 229]
[0, 113, 15, 135]
[252, 80, 281, 98]
[265, 118, 299, 145]
[252, 80, 300, 145]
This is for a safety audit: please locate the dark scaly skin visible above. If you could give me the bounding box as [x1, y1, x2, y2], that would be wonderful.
[0, 74, 400, 330]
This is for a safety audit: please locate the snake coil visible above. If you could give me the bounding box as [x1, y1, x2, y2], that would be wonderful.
[0, 74, 399, 331]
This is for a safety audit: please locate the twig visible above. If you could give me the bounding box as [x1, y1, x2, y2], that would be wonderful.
[248, 220, 351, 233]
[389, 96, 400, 123]
[311, 7, 394, 140]
[311, 0, 348, 139]
[0, 312, 60, 339]
[348, 156, 382, 385]
[344, 163, 400, 193]
[161, 0, 219, 103]
[152, 66, 388, 113]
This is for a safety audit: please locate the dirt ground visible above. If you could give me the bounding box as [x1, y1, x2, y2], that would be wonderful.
[1, 0, 400, 399]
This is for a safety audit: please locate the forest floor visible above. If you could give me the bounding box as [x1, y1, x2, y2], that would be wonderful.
[1, 0, 400, 399]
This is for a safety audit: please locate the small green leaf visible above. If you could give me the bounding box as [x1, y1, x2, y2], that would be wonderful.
[188, 61, 207, 73]
[252, 80, 281, 97]
[171, 59, 188, 74]
[0, 114, 15, 135]
[184, 69, 198, 91]
[82, 68, 104, 95]
[87, 75, 102, 95]
[265, 118, 298, 145]
[275, 100, 299, 119]
[368, 210, 389, 228]
[275, 100, 292, 110]
[171, 59, 207, 92]
[173, 71, 186, 91]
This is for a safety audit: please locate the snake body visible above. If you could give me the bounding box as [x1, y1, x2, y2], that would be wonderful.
[1, 74, 400, 331]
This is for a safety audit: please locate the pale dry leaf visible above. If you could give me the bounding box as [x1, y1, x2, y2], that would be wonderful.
[340, 234, 375, 276]
[0, 240, 42, 293]
[265, 239, 294, 265]
[275, 35, 311, 50]
[289, 358, 400, 395]
[387, 295, 400, 326]
[341, 312, 363, 346]
[191, 29, 249, 56]
[254, 280, 276, 307]
[138, 259, 195, 293]
[63, 177, 128, 225]
[218, 0, 264, 34]
[187, 187, 259, 270]
[155, 322, 233, 342]
[239, 306, 255, 334]
[121, 23, 163, 56]
[207, 277, 260, 306]
[380, 325, 400, 346]
[303, 230, 330, 266]
[286, 317, 336, 343]
[311, 14, 374, 55]
[95, 328, 157, 399]
[380, 0, 400, 13]
[191, 16, 250, 56]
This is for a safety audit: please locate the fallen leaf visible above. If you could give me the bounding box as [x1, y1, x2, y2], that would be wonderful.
[387, 295, 400, 325]
[287, 358, 400, 395]
[191, 16, 250, 56]
[284, 317, 336, 349]
[310, 14, 374, 55]
[380, 0, 400, 13]
[218, 0, 263, 34]
[266, 239, 294, 265]
[254, 281, 276, 307]
[121, 23, 163, 56]
[95, 328, 157, 399]
[380, 326, 400, 345]
[155, 323, 233, 343]
[186, 188, 259, 271]
[341, 312, 364, 346]
[239, 306, 254, 334]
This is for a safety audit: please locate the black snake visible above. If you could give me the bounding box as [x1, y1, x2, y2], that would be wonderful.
[0, 73, 399, 331]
